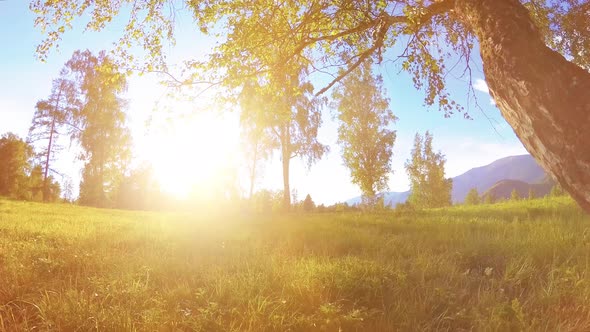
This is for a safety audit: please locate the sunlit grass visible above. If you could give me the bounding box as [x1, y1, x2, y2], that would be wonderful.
[0, 197, 589, 331]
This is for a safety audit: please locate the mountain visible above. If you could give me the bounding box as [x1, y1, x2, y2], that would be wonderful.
[482, 179, 553, 201]
[345, 154, 547, 206]
[450, 154, 546, 203]
[346, 191, 410, 207]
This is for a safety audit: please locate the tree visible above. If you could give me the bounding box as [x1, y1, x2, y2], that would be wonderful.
[484, 193, 496, 204]
[465, 188, 480, 205]
[66, 50, 131, 208]
[28, 70, 79, 202]
[511, 189, 520, 201]
[61, 175, 74, 203]
[115, 164, 162, 210]
[28, 165, 44, 201]
[240, 67, 328, 210]
[240, 110, 276, 200]
[550, 184, 565, 197]
[332, 61, 397, 206]
[405, 131, 452, 209]
[32, 0, 590, 212]
[0, 133, 34, 199]
[528, 188, 536, 200]
[303, 194, 315, 212]
[250, 189, 284, 214]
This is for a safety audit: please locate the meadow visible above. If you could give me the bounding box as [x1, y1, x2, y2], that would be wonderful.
[0, 197, 589, 331]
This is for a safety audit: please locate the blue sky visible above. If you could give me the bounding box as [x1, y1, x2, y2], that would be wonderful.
[0, 1, 527, 204]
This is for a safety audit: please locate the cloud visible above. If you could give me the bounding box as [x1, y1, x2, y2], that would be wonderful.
[473, 78, 497, 106]
[473, 79, 490, 94]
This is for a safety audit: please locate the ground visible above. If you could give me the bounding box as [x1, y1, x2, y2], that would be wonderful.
[0, 197, 589, 331]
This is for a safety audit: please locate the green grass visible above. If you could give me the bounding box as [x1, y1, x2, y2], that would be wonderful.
[1, 197, 589, 331]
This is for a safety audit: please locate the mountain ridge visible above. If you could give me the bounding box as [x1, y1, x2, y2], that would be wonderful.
[345, 154, 547, 206]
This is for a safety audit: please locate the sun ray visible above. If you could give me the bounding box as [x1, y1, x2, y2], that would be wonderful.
[136, 107, 240, 199]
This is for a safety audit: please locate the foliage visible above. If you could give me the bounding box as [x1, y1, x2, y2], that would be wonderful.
[30, 0, 589, 111]
[528, 188, 536, 200]
[465, 188, 480, 205]
[0, 133, 34, 199]
[484, 193, 496, 205]
[511, 189, 521, 201]
[550, 184, 566, 197]
[0, 196, 589, 330]
[239, 66, 328, 209]
[114, 164, 163, 210]
[240, 112, 275, 199]
[65, 50, 132, 208]
[405, 131, 452, 209]
[332, 61, 397, 206]
[302, 194, 315, 212]
[249, 189, 284, 214]
[27, 165, 61, 202]
[29, 0, 590, 210]
[28, 69, 79, 201]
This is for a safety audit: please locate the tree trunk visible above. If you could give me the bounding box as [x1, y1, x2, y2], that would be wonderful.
[280, 125, 291, 211]
[249, 142, 258, 199]
[43, 117, 55, 202]
[455, 0, 590, 212]
[44, 87, 62, 202]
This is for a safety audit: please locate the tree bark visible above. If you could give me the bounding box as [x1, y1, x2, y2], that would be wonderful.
[248, 144, 258, 199]
[44, 87, 62, 202]
[43, 117, 55, 202]
[455, 0, 590, 212]
[280, 124, 291, 211]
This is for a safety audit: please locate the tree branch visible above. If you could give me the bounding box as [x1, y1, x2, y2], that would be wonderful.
[309, 0, 454, 96]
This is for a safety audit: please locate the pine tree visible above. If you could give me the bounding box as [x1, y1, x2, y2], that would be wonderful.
[28, 71, 78, 202]
[511, 189, 520, 201]
[302, 194, 315, 212]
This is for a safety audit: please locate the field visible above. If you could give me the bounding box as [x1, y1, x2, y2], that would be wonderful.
[1, 198, 590, 331]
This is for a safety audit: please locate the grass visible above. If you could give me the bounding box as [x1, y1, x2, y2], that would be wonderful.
[0, 197, 589, 331]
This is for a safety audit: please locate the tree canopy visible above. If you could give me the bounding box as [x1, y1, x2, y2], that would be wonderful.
[65, 50, 131, 207]
[333, 61, 397, 206]
[28, 68, 79, 201]
[405, 131, 452, 209]
[30, 0, 590, 212]
[0, 133, 34, 199]
[464, 188, 480, 205]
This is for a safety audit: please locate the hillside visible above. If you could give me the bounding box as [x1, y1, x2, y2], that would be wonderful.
[483, 179, 553, 200]
[451, 154, 546, 202]
[346, 154, 546, 206]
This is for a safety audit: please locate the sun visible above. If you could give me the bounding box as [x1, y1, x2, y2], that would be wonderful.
[137, 110, 240, 199]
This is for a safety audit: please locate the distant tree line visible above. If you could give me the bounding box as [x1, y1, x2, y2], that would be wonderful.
[0, 49, 164, 210]
[1, 48, 454, 213]
[463, 183, 569, 206]
[0, 133, 60, 201]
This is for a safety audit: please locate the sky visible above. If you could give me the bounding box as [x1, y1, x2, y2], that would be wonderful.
[0, 1, 528, 205]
